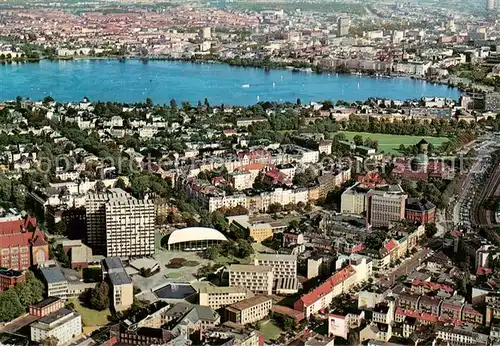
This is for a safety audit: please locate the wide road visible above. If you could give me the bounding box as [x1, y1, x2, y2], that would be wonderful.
[378, 248, 430, 287]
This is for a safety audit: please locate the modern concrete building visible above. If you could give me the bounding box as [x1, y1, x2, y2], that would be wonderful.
[229, 264, 274, 295]
[102, 257, 134, 312]
[337, 17, 350, 37]
[341, 183, 368, 215]
[167, 227, 228, 251]
[366, 186, 407, 228]
[225, 295, 273, 325]
[105, 198, 155, 257]
[40, 267, 68, 299]
[30, 308, 82, 346]
[254, 253, 297, 280]
[86, 188, 155, 257]
[198, 286, 253, 310]
[487, 0, 495, 11]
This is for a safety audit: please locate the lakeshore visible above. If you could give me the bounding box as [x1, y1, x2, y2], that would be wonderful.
[0, 59, 460, 105]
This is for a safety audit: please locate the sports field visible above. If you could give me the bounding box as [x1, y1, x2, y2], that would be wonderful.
[338, 131, 450, 154]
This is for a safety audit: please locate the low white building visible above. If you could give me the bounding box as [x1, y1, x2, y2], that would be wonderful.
[30, 308, 82, 345]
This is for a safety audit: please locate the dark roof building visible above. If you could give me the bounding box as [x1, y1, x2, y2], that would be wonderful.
[405, 198, 436, 225]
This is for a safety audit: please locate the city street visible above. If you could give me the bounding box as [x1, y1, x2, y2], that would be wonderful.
[378, 248, 431, 287]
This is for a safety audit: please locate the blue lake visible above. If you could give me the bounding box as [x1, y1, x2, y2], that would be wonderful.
[1, 59, 461, 105]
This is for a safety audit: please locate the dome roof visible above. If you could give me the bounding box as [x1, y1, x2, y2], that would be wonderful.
[413, 153, 429, 165]
[167, 227, 227, 245]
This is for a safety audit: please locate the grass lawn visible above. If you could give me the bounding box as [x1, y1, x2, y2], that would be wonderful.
[338, 131, 450, 154]
[259, 320, 284, 341]
[69, 297, 111, 327]
[166, 271, 183, 278]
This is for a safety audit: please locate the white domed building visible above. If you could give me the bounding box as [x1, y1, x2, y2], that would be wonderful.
[167, 227, 228, 251]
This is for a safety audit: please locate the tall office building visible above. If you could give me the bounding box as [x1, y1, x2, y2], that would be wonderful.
[337, 17, 350, 37]
[85, 188, 155, 257]
[366, 185, 407, 228]
[487, 0, 495, 11]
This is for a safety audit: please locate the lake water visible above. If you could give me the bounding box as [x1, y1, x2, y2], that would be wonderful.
[1, 59, 461, 105]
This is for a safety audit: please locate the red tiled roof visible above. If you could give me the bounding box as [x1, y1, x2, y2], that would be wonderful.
[384, 239, 398, 253]
[412, 279, 454, 294]
[462, 304, 482, 315]
[357, 171, 386, 188]
[0, 228, 47, 248]
[0, 217, 47, 249]
[271, 305, 304, 322]
[347, 243, 365, 253]
[476, 266, 493, 276]
[441, 302, 463, 312]
[297, 266, 356, 307]
[236, 163, 265, 172]
[212, 177, 225, 185]
[265, 169, 290, 185]
[396, 307, 438, 323]
[0, 216, 37, 235]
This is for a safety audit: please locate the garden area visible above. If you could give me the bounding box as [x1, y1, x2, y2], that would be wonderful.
[68, 297, 111, 328]
[258, 320, 284, 341]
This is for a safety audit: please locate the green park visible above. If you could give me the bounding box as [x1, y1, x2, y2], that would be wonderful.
[338, 131, 450, 154]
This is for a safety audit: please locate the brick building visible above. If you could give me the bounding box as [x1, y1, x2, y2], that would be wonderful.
[405, 198, 436, 225]
[0, 268, 25, 291]
[0, 215, 49, 270]
[29, 297, 64, 318]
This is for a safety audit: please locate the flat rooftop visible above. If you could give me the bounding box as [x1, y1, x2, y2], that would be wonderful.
[31, 308, 80, 331]
[255, 253, 297, 262]
[40, 267, 66, 284]
[227, 295, 272, 312]
[199, 286, 249, 295]
[229, 264, 272, 273]
[154, 283, 196, 300]
[31, 297, 61, 309]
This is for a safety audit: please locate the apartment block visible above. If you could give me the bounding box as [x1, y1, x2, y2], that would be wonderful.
[229, 265, 274, 295]
[85, 190, 116, 254]
[254, 253, 297, 280]
[226, 295, 273, 325]
[30, 308, 82, 346]
[199, 286, 253, 310]
[294, 265, 357, 318]
[105, 199, 155, 257]
[436, 326, 488, 345]
[86, 188, 155, 257]
[102, 257, 134, 312]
